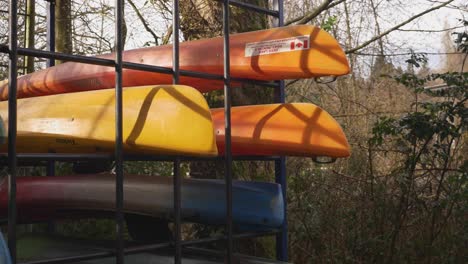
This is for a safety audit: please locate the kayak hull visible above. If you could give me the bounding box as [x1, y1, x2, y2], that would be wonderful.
[0, 174, 284, 228]
[212, 103, 350, 158]
[0, 25, 349, 100]
[0, 88, 349, 158]
[0, 85, 217, 156]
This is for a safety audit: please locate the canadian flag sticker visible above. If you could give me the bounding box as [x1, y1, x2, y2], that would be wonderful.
[245, 35, 310, 57]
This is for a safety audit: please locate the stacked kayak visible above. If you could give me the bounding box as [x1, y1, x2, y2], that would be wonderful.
[213, 103, 350, 157]
[0, 25, 349, 99]
[0, 90, 349, 158]
[0, 174, 284, 229]
[0, 25, 351, 228]
[0, 85, 218, 156]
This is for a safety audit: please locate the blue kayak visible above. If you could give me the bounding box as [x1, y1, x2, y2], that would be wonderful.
[0, 174, 284, 229]
[0, 231, 12, 264]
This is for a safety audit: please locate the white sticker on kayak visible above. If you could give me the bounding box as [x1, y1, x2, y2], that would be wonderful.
[245, 35, 310, 57]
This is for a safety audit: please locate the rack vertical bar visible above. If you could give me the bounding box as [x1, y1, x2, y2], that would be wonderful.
[274, 156, 287, 260]
[46, 0, 56, 234]
[7, 0, 18, 263]
[272, 0, 288, 261]
[173, 158, 181, 263]
[172, 0, 180, 85]
[46, 0, 55, 68]
[115, 0, 125, 263]
[222, 0, 233, 263]
[46, 161, 56, 233]
[172, 0, 182, 263]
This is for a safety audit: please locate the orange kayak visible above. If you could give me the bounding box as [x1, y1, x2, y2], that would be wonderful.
[0, 25, 349, 100]
[212, 103, 350, 158]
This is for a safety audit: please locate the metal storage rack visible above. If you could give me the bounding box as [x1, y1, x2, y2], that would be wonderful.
[0, 0, 288, 263]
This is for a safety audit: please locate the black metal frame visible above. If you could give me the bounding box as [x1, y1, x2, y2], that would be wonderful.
[7, 1, 18, 263]
[1, 0, 287, 263]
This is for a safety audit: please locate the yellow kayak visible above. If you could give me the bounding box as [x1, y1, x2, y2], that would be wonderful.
[0, 85, 217, 156]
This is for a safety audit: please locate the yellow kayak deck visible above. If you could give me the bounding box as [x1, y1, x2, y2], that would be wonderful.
[0, 85, 217, 156]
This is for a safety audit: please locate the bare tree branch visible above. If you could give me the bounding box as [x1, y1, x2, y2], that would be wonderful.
[128, 0, 159, 45]
[397, 25, 464, 32]
[346, 0, 455, 54]
[285, 0, 346, 26]
[162, 25, 173, 45]
[461, 53, 467, 72]
[354, 52, 464, 56]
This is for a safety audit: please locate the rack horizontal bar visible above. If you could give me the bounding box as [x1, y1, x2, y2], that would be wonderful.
[0, 153, 282, 162]
[20, 251, 115, 264]
[0, 46, 282, 88]
[231, 77, 280, 88]
[184, 247, 291, 264]
[2, 46, 115, 66]
[19, 229, 280, 264]
[215, 0, 280, 17]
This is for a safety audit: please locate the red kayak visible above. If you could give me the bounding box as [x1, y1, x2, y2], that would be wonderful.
[0, 25, 349, 100]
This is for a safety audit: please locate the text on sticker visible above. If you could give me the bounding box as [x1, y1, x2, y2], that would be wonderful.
[245, 35, 310, 57]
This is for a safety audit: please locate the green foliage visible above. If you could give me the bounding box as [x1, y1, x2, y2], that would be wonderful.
[376, 71, 467, 146]
[322, 16, 338, 32]
[452, 19, 468, 53]
[124, 161, 179, 176]
[367, 69, 467, 261]
[288, 58, 467, 263]
[55, 219, 131, 241]
[404, 50, 428, 68]
[370, 116, 399, 145]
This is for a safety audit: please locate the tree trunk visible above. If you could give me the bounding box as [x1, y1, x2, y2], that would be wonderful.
[180, 0, 270, 180]
[179, 0, 272, 106]
[25, 0, 35, 73]
[55, 0, 72, 64]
